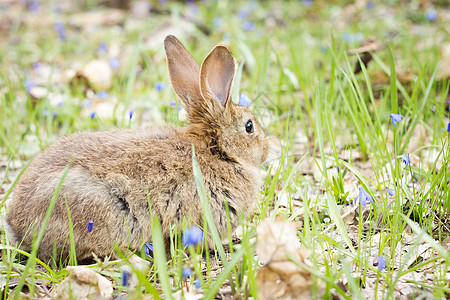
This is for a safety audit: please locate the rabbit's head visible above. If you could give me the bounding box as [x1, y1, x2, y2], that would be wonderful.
[164, 35, 268, 166]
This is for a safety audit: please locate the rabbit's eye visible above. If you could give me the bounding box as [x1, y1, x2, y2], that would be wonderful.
[245, 120, 254, 134]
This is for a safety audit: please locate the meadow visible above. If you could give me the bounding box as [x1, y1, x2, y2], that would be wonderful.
[0, 0, 449, 299]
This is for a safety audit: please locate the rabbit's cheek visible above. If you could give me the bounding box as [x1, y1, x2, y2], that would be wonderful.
[261, 138, 269, 163]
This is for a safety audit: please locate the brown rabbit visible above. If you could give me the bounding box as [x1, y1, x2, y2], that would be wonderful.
[5, 35, 268, 263]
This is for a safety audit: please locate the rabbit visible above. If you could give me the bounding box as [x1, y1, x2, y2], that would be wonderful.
[5, 35, 268, 263]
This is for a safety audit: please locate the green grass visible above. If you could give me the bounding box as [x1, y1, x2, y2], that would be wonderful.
[1, 0, 449, 299]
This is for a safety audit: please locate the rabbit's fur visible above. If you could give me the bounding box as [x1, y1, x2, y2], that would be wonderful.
[6, 35, 268, 263]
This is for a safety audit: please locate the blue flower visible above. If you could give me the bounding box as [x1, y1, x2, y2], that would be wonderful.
[303, 0, 313, 6]
[83, 99, 92, 108]
[242, 21, 255, 31]
[396, 154, 409, 167]
[353, 187, 373, 206]
[193, 278, 202, 289]
[188, 3, 199, 15]
[425, 9, 437, 22]
[87, 220, 94, 232]
[154, 81, 166, 92]
[97, 90, 108, 100]
[366, 1, 375, 10]
[121, 270, 130, 286]
[144, 242, 153, 256]
[98, 41, 108, 53]
[182, 226, 204, 247]
[128, 110, 134, 120]
[342, 32, 364, 43]
[182, 267, 193, 278]
[238, 8, 249, 20]
[213, 17, 223, 29]
[90, 112, 96, 119]
[248, 1, 258, 10]
[390, 113, 405, 127]
[54, 22, 66, 41]
[109, 58, 120, 69]
[32, 61, 41, 70]
[22, 80, 37, 93]
[388, 188, 394, 197]
[378, 255, 386, 271]
[27, 0, 40, 12]
[43, 109, 57, 118]
[238, 94, 253, 108]
[320, 45, 328, 53]
[447, 122, 450, 133]
[169, 101, 177, 107]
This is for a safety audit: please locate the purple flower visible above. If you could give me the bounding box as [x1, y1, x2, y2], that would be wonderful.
[169, 101, 177, 107]
[182, 267, 193, 278]
[159, 0, 168, 5]
[353, 187, 373, 206]
[193, 278, 202, 289]
[109, 58, 120, 69]
[154, 81, 166, 92]
[83, 99, 92, 108]
[366, 1, 375, 10]
[128, 110, 134, 120]
[54, 22, 66, 41]
[87, 220, 94, 232]
[90, 112, 96, 119]
[22, 80, 37, 93]
[303, 0, 313, 6]
[144, 242, 153, 256]
[238, 8, 249, 20]
[378, 255, 386, 271]
[388, 188, 394, 197]
[27, 0, 40, 12]
[396, 154, 410, 167]
[238, 94, 253, 108]
[243, 21, 255, 31]
[182, 226, 204, 247]
[390, 113, 405, 127]
[97, 90, 108, 100]
[121, 270, 130, 286]
[32, 62, 41, 70]
[98, 41, 108, 53]
[447, 122, 450, 133]
[425, 9, 437, 22]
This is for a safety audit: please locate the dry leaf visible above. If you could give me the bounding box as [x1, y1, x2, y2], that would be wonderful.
[256, 220, 324, 299]
[78, 60, 113, 90]
[55, 266, 113, 300]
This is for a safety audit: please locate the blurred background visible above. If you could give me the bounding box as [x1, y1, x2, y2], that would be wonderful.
[0, 0, 448, 157]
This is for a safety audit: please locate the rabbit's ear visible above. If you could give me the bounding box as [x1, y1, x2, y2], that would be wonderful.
[200, 45, 236, 108]
[164, 35, 201, 109]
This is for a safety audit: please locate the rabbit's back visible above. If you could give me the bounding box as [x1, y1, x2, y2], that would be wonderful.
[7, 126, 203, 261]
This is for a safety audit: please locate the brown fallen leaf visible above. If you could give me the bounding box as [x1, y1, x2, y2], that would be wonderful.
[55, 266, 113, 300]
[347, 33, 398, 74]
[72, 60, 112, 91]
[256, 220, 324, 299]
